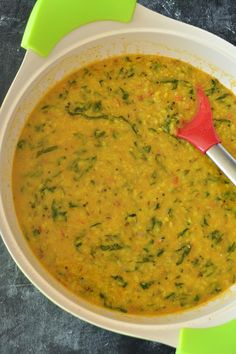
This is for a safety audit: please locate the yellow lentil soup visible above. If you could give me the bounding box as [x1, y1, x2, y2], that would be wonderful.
[13, 55, 236, 315]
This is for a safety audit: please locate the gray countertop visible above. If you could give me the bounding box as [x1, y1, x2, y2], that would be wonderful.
[1, 1, 236, 353]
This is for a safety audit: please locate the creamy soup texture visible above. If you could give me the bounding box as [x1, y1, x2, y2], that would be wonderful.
[13, 55, 236, 315]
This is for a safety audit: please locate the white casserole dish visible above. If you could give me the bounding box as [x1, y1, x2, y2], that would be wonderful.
[1, 2, 236, 348]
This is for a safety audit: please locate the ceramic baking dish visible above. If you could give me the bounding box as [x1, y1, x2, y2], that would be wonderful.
[1, 0, 236, 349]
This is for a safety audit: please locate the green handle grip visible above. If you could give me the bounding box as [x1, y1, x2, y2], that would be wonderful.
[176, 318, 236, 354]
[22, 0, 137, 57]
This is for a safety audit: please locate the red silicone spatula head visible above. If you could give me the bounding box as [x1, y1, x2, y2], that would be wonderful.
[177, 87, 220, 153]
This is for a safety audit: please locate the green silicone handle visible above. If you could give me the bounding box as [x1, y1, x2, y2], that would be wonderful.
[21, 0, 137, 57]
[176, 319, 236, 354]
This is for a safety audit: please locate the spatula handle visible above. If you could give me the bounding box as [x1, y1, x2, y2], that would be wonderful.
[207, 144, 236, 186]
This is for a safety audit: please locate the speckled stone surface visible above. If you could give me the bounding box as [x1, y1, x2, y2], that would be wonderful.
[1, 1, 236, 353]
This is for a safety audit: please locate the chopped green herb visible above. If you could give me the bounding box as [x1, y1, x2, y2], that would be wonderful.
[124, 56, 132, 62]
[162, 113, 179, 134]
[150, 61, 161, 71]
[73, 132, 85, 140]
[189, 88, 194, 96]
[92, 101, 102, 112]
[183, 169, 190, 176]
[206, 79, 218, 95]
[140, 281, 154, 289]
[216, 93, 229, 100]
[147, 216, 162, 232]
[201, 215, 209, 227]
[68, 201, 79, 209]
[194, 294, 200, 302]
[120, 87, 129, 101]
[32, 228, 41, 236]
[208, 230, 223, 244]
[125, 213, 137, 223]
[17, 139, 26, 149]
[211, 286, 222, 294]
[37, 145, 58, 158]
[200, 260, 217, 277]
[83, 68, 90, 76]
[218, 191, 236, 201]
[204, 175, 221, 184]
[157, 249, 164, 257]
[111, 275, 128, 288]
[70, 155, 97, 180]
[227, 242, 236, 253]
[66, 102, 91, 115]
[130, 141, 149, 160]
[57, 156, 66, 166]
[165, 292, 176, 300]
[99, 292, 127, 313]
[74, 237, 83, 250]
[39, 179, 57, 194]
[150, 170, 158, 185]
[176, 244, 191, 265]
[100, 243, 124, 251]
[59, 90, 69, 99]
[178, 228, 189, 238]
[35, 123, 45, 132]
[159, 79, 179, 90]
[113, 307, 127, 313]
[118, 66, 135, 78]
[175, 282, 184, 288]
[41, 104, 51, 111]
[214, 118, 231, 127]
[90, 222, 102, 228]
[143, 145, 152, 153]
[68, 79, 77, 85]
[112, 131, 120, 139]
[94, 129, 106, 139]
[51, 200, 67, 222]
[143, 239, 154, 252]
[66, 103, 137, 134]
[138, 254, 155, 264]
[148, 127, 158, 133]
[104, 234, 120, 241]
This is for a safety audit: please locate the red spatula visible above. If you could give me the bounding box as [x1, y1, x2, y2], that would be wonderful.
[177, 87, 236, 185]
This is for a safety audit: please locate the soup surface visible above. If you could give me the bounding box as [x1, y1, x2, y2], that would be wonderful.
[13, 55, 236, 315]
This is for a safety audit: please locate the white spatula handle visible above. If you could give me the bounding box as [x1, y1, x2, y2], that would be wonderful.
[207, 144, 236, 185]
